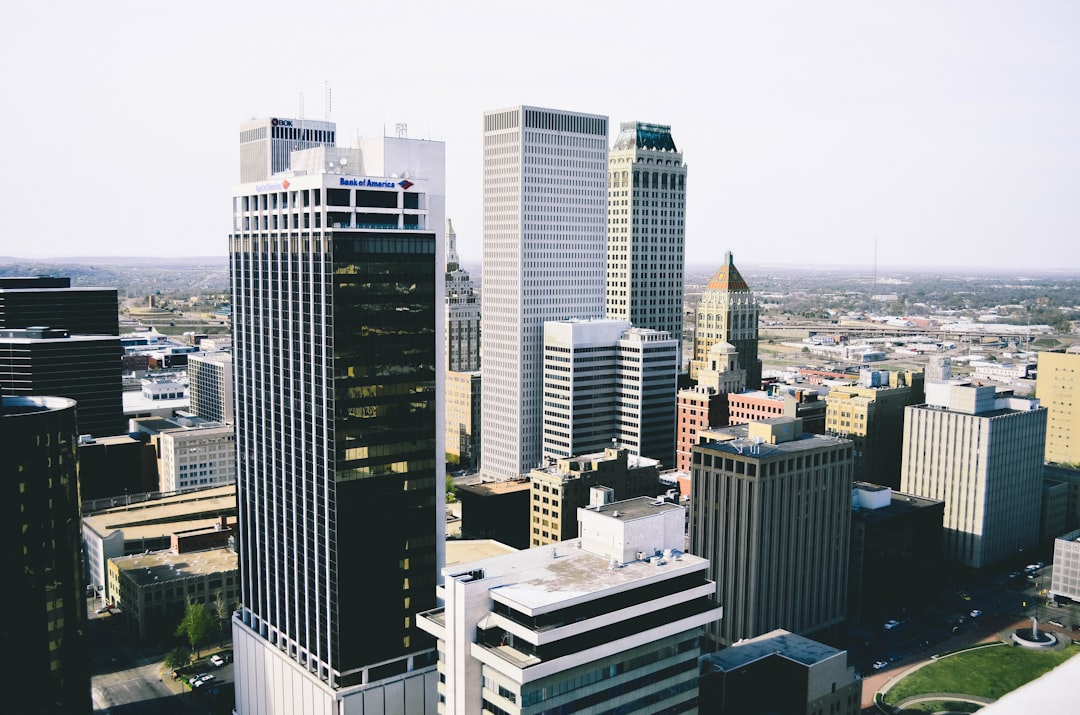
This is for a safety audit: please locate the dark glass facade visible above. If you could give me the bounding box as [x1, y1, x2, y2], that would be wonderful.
[231, 226, 437, 687]
[0, 330, 125, 438]
[0, 278, 119, 336]
[1, 396, 91, 715]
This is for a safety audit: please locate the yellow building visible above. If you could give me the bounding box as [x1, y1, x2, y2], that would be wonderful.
[690, 252, 760, 388]
[529, 448, 661, 547]
[825, 371, 922, 488]
[107, 547, 239, 640]
[1037, 350, 1080, 465]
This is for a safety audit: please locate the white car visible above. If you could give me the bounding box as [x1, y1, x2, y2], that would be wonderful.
[873, 660, 889, 670]
[210, 655, 224, 667]
[883, 619, 900, 630]
[970, 609, 983, 618]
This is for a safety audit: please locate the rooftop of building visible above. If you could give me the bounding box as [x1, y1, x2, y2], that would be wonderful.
[445, 539, 518, 568]
[851, 482, 944, 521]
[123, 390, 189, 415]
[457, 479, 531, 497]
[444, 528, 706, 614]
[701, 629, 845, 671]
[0, 327, 116, 343]
[80, 433, 143, 446]
[112, 547, 237, 586]
[612, 121, 678, 152]
[0, 395, 76, 416]
[82, 484, 236, 541]
[703, 251, 750, 293]
[531, 449, 660, 478]
[697, 422, 851, 459]
[588, 496, 683, 521]
[189, 351, 232, 364]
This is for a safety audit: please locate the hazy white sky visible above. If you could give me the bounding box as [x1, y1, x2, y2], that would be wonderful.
[2, 1, 1077, 270]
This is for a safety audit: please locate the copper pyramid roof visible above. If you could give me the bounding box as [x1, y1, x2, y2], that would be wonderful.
[706, 252, 750, 292]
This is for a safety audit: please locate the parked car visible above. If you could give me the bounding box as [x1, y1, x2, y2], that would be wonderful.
[970, 609, 983, 618]
[873, 660, 888, 670]
[883, 619, 900, 630]
[209, 655, 224, 668]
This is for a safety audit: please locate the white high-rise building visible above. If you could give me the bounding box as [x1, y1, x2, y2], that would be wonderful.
[445, 218, 480, 372]
[418, 496, 722, 715]
[481, 106, 609, 480]
[901, 383, 1046, 569]
[158, 424, 235, 492]
[543, 319, 678, 466]
[606, 122, 687, 364]
[238, 116, 336, 183]
[187, 351, 233, 424]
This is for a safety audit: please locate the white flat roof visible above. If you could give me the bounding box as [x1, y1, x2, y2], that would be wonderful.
[445, 537, 708, 616]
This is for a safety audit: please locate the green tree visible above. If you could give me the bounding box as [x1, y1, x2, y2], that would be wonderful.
[175, 602, 216, 658]
[164, 645, 191, 672]
[213, 593, 231, 647]
[446, 474, 457, 503]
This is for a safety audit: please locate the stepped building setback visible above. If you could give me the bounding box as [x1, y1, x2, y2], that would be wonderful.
[419, 496, 722, 715]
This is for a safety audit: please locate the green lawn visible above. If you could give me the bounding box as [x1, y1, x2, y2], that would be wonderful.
[899, 701, 981, 713]
[884, 644, 1079, 705]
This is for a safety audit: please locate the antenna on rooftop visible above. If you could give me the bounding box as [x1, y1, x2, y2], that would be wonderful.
[396, 123, 408, 139]
[297, 92, 305, 151]
[324, 81, 332, 122]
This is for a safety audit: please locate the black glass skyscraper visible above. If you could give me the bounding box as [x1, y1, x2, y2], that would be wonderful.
[1, 395, 91, 715]
[230, 137, 444, 709]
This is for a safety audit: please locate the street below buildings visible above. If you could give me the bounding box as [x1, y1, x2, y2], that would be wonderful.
[89, 599, 232, 714]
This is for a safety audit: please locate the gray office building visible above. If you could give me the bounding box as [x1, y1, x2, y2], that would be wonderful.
[689, 418, 853, 648]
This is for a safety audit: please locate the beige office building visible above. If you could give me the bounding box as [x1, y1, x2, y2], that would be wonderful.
[901, 383, 1046, 569]
[1037, 350, 1080, 465]
[528, 447, 660, 547]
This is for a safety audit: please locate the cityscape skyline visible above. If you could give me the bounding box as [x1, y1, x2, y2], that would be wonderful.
[3, 1, 1079, 270]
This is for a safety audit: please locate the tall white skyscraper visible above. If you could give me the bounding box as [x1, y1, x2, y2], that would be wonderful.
[606, 121, 687, 364]
[481, 106, 609, 479]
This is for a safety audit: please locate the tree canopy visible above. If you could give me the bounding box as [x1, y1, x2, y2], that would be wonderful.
[175, 602, 216, 658]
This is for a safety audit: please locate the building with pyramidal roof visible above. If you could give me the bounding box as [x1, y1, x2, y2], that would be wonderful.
[690, 252, 760, 388]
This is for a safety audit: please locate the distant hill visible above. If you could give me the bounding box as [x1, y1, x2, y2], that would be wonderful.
[0, 257, 229, 297]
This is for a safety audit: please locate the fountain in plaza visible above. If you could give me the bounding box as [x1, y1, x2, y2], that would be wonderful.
[1012, 615, 1058, 649]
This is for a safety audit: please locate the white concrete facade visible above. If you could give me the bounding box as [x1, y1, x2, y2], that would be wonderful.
[233, 617, 438, 715]
[481, 106, 608, 480]
[542, 320, 678, 466]
[901, 384, 1047, 568]
[188, 351, 234, 424]
[238, 116, 336, 183]
[418, 497, 721, 715]
[158, 424, 235, 492]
